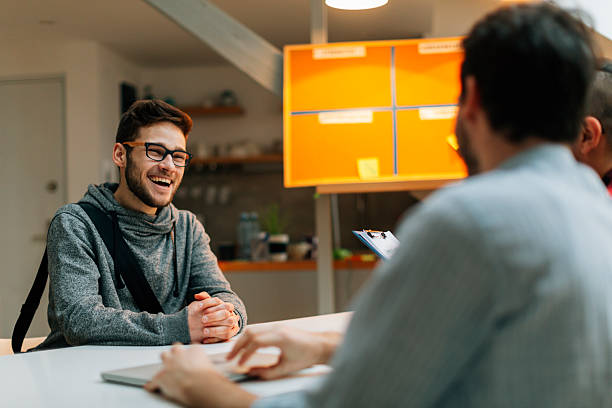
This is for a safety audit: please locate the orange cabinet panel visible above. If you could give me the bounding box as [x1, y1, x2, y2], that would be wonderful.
[288, 46, 392, 112]
[395, 43, 463, 107]
[396, 109, 466, 178]
[285, 112, 395, 186]
[284, 38, 466, 188]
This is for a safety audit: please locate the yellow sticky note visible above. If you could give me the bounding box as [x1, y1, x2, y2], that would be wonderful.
[357, 158, 380, 179]
[446, 134, 459, 151]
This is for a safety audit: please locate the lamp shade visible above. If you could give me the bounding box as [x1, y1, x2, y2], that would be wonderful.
[325, 0, 389, 10]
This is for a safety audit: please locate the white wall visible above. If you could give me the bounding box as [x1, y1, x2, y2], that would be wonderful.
[0, 36, 100, 202]
[0, 36, 141, 202]
[555, 0, 612, 40]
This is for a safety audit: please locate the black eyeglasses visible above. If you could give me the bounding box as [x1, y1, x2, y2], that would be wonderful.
[122, 142, 192, 167]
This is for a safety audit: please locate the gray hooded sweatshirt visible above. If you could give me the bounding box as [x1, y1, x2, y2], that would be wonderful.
[35, 183, 246, 350]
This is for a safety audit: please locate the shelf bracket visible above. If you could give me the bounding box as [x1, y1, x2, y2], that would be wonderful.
[316, 193, 335, 314]
[310, 0, 335, 315]
[144, 0, 283, 95]
[310, 0, 328, 44]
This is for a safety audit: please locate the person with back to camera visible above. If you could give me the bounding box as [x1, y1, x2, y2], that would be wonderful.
[146, 4, 612, 408]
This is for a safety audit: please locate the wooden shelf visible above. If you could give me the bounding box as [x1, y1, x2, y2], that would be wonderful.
[190, 154, 283, 165]
[218, 259, 377, 273]
[180, 106, 245, 116]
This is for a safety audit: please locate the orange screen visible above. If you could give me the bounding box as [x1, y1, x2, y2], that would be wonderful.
[284, 38, 467, 188]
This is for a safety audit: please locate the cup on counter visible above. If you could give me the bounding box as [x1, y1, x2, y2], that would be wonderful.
[268, 234, 289, 262]
[287, 242, 312, 261]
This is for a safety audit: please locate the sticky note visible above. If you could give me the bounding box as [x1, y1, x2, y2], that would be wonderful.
[446, 134, 459, 151]
[418, 39, 462, 55]
[313, 46, 366, 60]
[357, 158, 380, 179]
[419, 106, 458, 120]
[319, 110, 373, 124]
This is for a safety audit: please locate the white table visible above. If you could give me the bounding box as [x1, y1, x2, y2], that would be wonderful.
[0, 312, 351, 408]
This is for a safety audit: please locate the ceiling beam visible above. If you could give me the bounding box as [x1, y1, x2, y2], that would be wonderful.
[311, 0, 328, 44]
[144, 0, 283, 95]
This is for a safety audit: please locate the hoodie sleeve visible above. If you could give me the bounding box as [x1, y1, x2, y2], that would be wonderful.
[187, 217, 247, 332]
[46, 210, 191, 346]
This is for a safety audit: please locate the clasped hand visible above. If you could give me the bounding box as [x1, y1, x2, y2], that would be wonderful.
[187, 291, 239, 344]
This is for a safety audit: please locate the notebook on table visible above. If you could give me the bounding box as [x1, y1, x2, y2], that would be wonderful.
[101, 351, 279, 386]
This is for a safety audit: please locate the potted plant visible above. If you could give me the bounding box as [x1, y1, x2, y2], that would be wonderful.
[262, 204, 289, 262]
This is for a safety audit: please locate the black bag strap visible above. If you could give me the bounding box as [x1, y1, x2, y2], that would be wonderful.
[11, 249, 50, 354]
[78, 203, 164, 315]
[12, 203, 164, 353]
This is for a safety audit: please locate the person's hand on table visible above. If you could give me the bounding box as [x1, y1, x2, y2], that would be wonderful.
[187, 292, 239, 344]
[227, 325, 342, 380]
[194, 292, 240, 344]
[144, 344, 256, 408]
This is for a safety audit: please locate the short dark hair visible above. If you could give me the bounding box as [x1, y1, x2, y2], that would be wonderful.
[460, 3, 596, 144]
[115, 99, 192, 143]
[587, 60, 612, 146]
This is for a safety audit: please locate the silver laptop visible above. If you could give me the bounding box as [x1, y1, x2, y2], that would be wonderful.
[101, 351, 278, 387]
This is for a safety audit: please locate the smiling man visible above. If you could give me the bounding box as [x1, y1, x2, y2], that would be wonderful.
[34, 100, 246, 350]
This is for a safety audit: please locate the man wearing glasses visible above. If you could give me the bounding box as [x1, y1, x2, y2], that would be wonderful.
[35, 99, 246, 350]
[572, 61, 612, 194]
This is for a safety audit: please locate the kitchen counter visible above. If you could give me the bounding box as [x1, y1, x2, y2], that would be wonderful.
[219, 258, 378, 272]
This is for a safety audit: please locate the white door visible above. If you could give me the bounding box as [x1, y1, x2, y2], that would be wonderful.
[0, 77, 66, 338]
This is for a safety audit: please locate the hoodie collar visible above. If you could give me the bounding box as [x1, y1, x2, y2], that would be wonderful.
[79, 183, 176, 235]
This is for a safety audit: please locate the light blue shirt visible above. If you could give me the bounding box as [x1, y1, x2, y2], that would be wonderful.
[255, 144, 612, 408]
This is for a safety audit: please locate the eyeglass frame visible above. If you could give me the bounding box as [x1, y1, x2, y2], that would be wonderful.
[122, 141, 192, 167]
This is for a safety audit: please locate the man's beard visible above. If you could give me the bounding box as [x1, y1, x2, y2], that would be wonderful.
[455, 115, 480, 176]
[125, 154, 178, 209]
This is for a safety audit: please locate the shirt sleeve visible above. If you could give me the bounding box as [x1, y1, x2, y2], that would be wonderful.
[47, 212, 190, 346]
[255, 195, 499, 407]
[186, 217, 247, 331]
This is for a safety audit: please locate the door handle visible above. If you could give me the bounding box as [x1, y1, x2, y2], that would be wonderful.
[46, 180, 58, 193]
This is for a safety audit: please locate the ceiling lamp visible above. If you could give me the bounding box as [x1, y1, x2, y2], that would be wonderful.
[325, 0, 389, 11]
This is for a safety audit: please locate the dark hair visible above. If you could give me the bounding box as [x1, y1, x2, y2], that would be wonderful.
[460, 3, 596, 144]
[115, 99, 192, 143]
[587, 60, 612, 145]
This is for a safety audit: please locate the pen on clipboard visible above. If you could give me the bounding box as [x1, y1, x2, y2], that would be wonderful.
[364, 229, 387, 239]
[352, 229, 400, 261]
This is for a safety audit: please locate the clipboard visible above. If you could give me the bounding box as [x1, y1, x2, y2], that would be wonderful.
[352, 230, 400, 260]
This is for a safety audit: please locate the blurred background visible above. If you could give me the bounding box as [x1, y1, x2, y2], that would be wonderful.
[1, 0, 610, 338]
